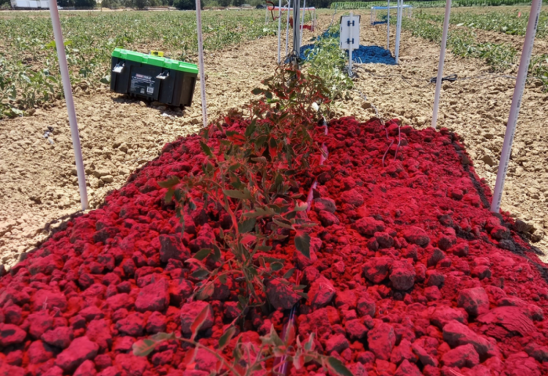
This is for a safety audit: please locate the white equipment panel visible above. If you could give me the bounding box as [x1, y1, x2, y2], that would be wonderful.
[339, 15, 361, 51]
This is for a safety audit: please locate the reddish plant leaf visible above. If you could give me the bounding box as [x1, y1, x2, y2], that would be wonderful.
[190, 304, 212, 341]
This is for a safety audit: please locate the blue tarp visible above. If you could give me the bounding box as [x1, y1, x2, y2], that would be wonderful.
[300, 44, 396, 65]
[346, 45, 396, 65]
[299, 25, 396, 65]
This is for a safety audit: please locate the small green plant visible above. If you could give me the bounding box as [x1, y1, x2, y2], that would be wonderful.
[133, 68, 353, 376]
[304, 26, 353, 100]
[529, 53, 548, 89]
[160, 67, 329, 309]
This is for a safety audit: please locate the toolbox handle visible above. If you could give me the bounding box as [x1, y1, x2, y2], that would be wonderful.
[112, 63, 125, 74]
[156, 71, 170, 80]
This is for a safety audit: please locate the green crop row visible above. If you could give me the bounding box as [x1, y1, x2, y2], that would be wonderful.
[330, 0, 532, 9]
[399, 16, 548, 87]
[0, 10, 276, 119]
[331, 1, 446, 9]
[414, 9, 548, 38]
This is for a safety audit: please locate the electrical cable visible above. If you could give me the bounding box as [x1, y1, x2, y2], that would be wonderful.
[429, 73, 457, 84]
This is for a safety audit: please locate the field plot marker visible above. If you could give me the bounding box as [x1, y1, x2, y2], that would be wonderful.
[394, 0, 403, 64]
[431, 0, 452, 129]
[491, 0, 543, 213]
[277, 0, 282, 63]
[285, 0, 291, 57]
[387, 0, 390, 50]
[48, 0, 88, 211]
[300, 0, 306, 46]
[196, 0, 208, 128]
[292, 0, 301, 67]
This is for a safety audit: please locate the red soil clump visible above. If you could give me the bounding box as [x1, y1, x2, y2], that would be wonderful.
[1, 116, 548, 376]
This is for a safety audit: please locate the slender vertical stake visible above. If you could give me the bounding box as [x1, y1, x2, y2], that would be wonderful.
[195, 0, 208, 128]
[348, 12, 353, 75]
[292, 0, 301, 67]
[300, 0, 306, 45]
[277, 0, 282, 63]
[387, 0, 390, 51]
[431, 0, 452, 129]
[491, 0, 542, 213]
[395, 0, 403, 63]
[285, 0, 291, 57]
[48, 0, 88, 211]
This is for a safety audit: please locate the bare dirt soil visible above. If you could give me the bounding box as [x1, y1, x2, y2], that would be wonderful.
[0, 9, 547, 271]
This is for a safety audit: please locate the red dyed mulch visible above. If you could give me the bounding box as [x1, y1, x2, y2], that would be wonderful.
[1, 117, 548, 376]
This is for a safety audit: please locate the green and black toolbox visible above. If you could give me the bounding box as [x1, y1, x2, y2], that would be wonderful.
[110, 48, 198, 107]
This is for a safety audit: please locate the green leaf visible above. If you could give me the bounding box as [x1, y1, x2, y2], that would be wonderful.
[245, 120, 256, 138]
[251, 88, 263, 95]
[164, 189, 174, 203]
[218, 274, 227, 284]
[257, 245, 272, 252]
[194, 248, 212, 261]
[242, 207, 275, 218]
[191, 269, 210, 280]
[196, 281, 215, 301]
[223, 189, 251, 200]
[273, 218, 293, 230]
[218, 326, 236, 351]
[132, 339, 157, 357]
[238, 217, 256, 233]
[158, 176, 180, 189]
[326, 356, 354, 376]
[189, 200, 197, 211]
[200, 141, 213, 157]
[304, 333, 315, 351]
[190, 304, 211, 341]
[212, 245, 222, 262]
[294, 202, 308, 212]
[270, 262, 283, 271]
[151, 332, 176, 341]
[283, 268, 296, 279]
[269, 325, 284, 347]
[255, 135, 268, 149]
[294, 232, 311, 259]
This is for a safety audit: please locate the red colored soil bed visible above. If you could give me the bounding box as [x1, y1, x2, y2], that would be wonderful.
[1, 117, 548, 376]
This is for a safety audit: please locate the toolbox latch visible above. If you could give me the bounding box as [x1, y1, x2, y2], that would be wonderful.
[112, 63, 125, 74]
[156, 71, 170, 80]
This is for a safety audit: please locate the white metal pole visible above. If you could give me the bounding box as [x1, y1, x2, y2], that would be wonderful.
[48, 0, 88, 211]
[285, 0, 291, 57]
[265, 6, 268, 24]
[195, 0, 208, 128]
[300, 0, 306, 45]
[491, 0, 542, 213]
[349, 12, 353, 75]
[277, 0, 282, 63]
[431, 0, 452, 129]
[387, 0, 390, 51]
[395, 0, 403, 63]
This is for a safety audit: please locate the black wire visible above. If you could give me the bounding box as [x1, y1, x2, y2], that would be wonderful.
[429, 73, 458, 84]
